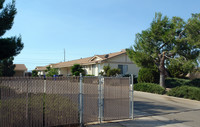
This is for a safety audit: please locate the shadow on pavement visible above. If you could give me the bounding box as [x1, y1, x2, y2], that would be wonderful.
[86, 119, 190, 127]
[120, 119, 190, 127]
[134, 100, 183, 117]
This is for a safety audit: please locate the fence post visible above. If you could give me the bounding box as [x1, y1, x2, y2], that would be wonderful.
[26, 79, 29, 127]
[98, 76, 104, 123]
[43, 78, 46, 127]
[129, 74, 134, 119]
[79, 73, 84, 127]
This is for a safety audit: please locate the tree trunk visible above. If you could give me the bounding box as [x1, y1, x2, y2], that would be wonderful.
[159, 52, 166, 89]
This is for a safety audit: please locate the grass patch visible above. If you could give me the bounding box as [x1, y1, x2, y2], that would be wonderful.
[134, 83, 166, 94]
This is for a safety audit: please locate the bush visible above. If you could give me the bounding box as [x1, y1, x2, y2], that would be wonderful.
[167, 86, 200, 101]
[138, 68, 159, 84]
[165, 78, 200, 88]
[71, 64, 85, 76]
[134, 83, 166, 94]
[165, 78, 190, 88]
[100, 65, 121, 77]
[185, 79, 200, 87]
[107, 68, 121, 77]
[85, 74, 95, 76]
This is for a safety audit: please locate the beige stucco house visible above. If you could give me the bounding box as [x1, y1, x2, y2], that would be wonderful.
[35, 50, 140, 76]
[14, 64, 27, 77]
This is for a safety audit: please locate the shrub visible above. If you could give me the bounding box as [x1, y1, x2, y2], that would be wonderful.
[134, 83, 166, 94]
[107, 68, 121, 77]
[85, 74, 95, 76]
[32, 70, 38, 77]
[100, 65, 121, 77]
[71, 64, 85, 76]
[165, 78, 190, 88]
[167, 86, 200, 101]
[137, 68, 159, 84]
[185, 78, 200, 87]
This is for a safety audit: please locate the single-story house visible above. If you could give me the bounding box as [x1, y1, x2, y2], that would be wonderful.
[35, 50, 140, 76]
[14, 64, 27, 77]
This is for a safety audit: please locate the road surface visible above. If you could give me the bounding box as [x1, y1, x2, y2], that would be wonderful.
[132, 91, 200, 127]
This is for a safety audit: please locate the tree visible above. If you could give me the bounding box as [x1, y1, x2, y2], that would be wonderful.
[127, 13, 200, 88]
[0, 57, 15, 76]
[45, 66, 58, 77]
[71, 64, 85, 76]
[32, 70, 38, 77]
[0, 0, 23, 60]
[167, 58, 195, 78]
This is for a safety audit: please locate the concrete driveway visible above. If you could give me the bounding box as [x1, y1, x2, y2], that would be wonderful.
[87, 91, 200, 127]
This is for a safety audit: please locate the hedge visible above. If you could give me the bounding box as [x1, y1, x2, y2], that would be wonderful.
[185, 78, 200, 87]
[167, 86, 200, 101]
[134, 83, 166, 95]
[165, 78, 190, 88]
[165, 78, 200, 88]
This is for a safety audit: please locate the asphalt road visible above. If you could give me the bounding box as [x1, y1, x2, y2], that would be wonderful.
[133, 91, 200, 127]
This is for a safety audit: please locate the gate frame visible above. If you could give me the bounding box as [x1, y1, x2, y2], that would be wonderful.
[78, 74, 134, 127]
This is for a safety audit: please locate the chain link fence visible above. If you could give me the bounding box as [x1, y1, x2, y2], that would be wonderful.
[0, 75, 134, 127]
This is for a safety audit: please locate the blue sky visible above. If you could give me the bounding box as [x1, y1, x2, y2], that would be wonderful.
[3, 0, 200, 70]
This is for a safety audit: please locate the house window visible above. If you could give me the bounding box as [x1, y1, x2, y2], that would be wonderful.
[118, 65, 128, 75]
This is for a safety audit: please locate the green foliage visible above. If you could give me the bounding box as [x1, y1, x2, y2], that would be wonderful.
[138, 67, 159, 84]
[134, 83, 166, 94]
[107, 68, 121, 77]
[32, 70, 38, 77]
[71, 64, 85, 76]
[0, 0, 23, 60]
[85, 74, 94, 76]
[185, 79, 200, 87]
[127, 12, 200, 88]
[100, 65, 121, 77]
[165, 78, 190, 88]
[0, 57, 15, 77]
[126, 48, 156, 68]
[167, 57, 195, 78]
[167, 86, 200, 101]
[103, 65, 111, 74]
[165, 78, 200, 88]
[186, 13, 200, 48]
[45, 66, 58, 77]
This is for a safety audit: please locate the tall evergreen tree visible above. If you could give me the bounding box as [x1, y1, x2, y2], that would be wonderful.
[0, 57, 15, 76]
[127, 13, 200, 88]
[0, 0, 23, 60]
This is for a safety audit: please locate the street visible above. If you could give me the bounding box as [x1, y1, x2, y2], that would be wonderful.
[132, 91, 200, 127]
